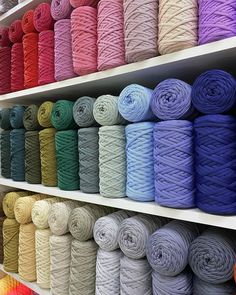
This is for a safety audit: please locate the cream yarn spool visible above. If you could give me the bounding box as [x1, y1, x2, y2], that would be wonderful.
[158, 0, 198, 55]
[3, 191, 29, 218]
[69, 239, 98, 295]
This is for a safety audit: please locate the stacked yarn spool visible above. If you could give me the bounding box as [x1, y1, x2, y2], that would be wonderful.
[0, 193, 5, 264]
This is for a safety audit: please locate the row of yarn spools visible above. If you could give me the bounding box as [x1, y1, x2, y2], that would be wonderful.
[1, 191, 236, 295]
[0, 274, 37, 295]
[0, 0, 236, 94]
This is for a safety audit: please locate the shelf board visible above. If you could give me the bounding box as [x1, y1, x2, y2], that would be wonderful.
[0, 178, 235, 230]
[0, 264, 50, 295]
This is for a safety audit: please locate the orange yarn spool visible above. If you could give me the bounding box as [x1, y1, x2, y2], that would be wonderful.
[22, 10, 37, 34]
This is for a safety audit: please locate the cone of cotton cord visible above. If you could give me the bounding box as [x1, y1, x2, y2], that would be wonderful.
[51, 100, 77, 130]
[37, 101, 54, 128]
[23, 105, 41, 131]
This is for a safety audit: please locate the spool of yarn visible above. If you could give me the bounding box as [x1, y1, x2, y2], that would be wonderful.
[3, 191, 29, 219]
[192, 70, 236, 114]
[97, 0, 125, 71]
[78, 127, 99, 193]
[99, 126, 126, 198]
[118, 214, 166, 259]
[51, 0, 72, 20]
[188, 228, 236, 284]
[18, 223, 36, 282]
[123, 0, 158, 62]
[69, 204, 111, 241]
[0, 47, 11, 94]
[0, 275, 19, 295]
[39, 128, 57, 187]
[50, 234, 72, 295]
[11, 43, 24, 92]
[51, 100, 76, 130]
[152, 270, 193, 295]
[0, 108, 11, 130]
[147, 220, 201, 276]
[96, 249, 121, 295]
[8, 284, 33, 295]
[0, 0, 18, 13]
[35, 229, 51, 289]
[23, 105, 40, 131]
[73, 96, 96, 127]
[199, 0, 236, 45]
[10, 129, 25, 181]
[55, 130, 79, 190]
[0, 193, 5, 217]
[154, 120, 195, 208]
[71, 6, 97, 75]
[70, 0, 98, 8]
[3, 218, 20, 272]
[9, 20, 24, 43]
[23, 33, 38, 88]
[1, 130, 11, 179]
[34, 3, 54, 32]
[37, 101, 54, 128]
[22, 10, 36, 34]
[69, 239, 98, 295]
[10, 105, 25, 129]
[38, 30, 55, 85]
[158, 0, 197, 55]
[194, 115, 236, 214]
[126, 122, 155, 201]
[54, 19, 76, 81]
[94, 210, 134, 251]
[0, 217, 5, 264]
[0, 27, 11, 47]
[120, 256, 152, 295]
[151, 78, 194, 120]
[48, 200, 78, 235]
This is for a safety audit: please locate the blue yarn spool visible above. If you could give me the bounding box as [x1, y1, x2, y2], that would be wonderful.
[125, 122, 155, 201]
[118, 84, 155, 122]
[194, 115, 236, 215]
[192, 70, 236, 114]
[10, 129, 25, 181]
[154, 120, 195, 208]
[10, 105, 25, 129]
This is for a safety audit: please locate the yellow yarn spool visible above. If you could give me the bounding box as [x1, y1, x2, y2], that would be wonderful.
[38, 101, 54, 128]
[3, 191, 29, 219]
[0, 275, 19, 295]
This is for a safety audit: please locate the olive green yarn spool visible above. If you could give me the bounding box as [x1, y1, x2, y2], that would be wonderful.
[0, 108, 11, 130]
[1, 130, 11, 178]
[51, 100, 77, 130]
[38, 101, 54, 128]
[55, 130, 79, 190]
[39, 128, 57, 187]
[3, 191, 30, 219]
[23, 105, 41, 131]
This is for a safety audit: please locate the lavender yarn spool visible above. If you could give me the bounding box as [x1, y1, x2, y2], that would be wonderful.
[51, 0, 72, 20]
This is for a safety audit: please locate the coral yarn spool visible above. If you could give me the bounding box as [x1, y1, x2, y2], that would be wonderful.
[34, 3, 54, 32]
[38, 30, 55, 85]
[23, 33, 38, 88]
[0, 27, 11, 47]
[0, 47, 11, 94]
[97, 0, 126, 71]
[70, 0, 98, 8]
[22, 10, 37, 34]
[71, 7, 97, 75]
[11, 43, 24, 92]
[9, 20, 24, 43]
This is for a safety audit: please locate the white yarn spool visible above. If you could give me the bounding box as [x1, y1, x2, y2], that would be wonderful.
[120, 256, 152, 295]
[69, 239, 98, 295]
[35, 229, 51, 289]
[96, 249, 122, 295]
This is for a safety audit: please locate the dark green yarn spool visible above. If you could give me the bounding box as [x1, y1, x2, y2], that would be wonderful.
[10, 129, 25, 181]
[23, 105, 41, 131]
[55, 130, 79, 190]
[0, 108, 11, 130]
[51, 100, 77, 130]
[25, 131, 41, 184]
[1, 130, 11, 178]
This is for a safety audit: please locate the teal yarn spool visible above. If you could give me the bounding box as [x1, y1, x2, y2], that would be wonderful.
[0, 108, 11, 130]
[51, 100, 77, 130]
[23, 105, 41, 131]
[10, 105, 25, 129]
[1, 130, 11, 178]
[10, 129, 25, 181]
[55, 130, 79, 190]
[73, 96, 97, 127]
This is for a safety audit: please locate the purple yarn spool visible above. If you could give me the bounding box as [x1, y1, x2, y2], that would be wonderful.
[51, 0, 72, 20]
[54, 19, 76, 81]
[199, 0, 236, 45]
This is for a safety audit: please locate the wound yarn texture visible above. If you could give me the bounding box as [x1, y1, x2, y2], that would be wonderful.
[0, 27, 11, 47]
[0, 108, 11, 130]
[38, 101, 54, 128]
[34, 3, 54, 32]
[10, 129, 25, 181]
[23, 105, 40, 131]
[9, 20, 24, 43]
[51, 100, 76, 130]
[70, 0, 98, 8]
[22, 10, 36, 34]
[11, 43, 24, 92]
[51, 0, 72, 20]
[73, 96, 96, 127]
[0, 0, 17, 13]
[1, 131, 11, 178]
[0, 47, 11, 94]
[0, 217, 5, 264]
[10, 105, 25, 129]
[3, 191, 29, 219]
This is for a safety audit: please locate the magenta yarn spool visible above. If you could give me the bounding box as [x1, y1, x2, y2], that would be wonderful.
[51, 0, 72, 20]
[34, 3, 54, 32]
[0, 47, 11, 94]
[54, 19, 76, 81]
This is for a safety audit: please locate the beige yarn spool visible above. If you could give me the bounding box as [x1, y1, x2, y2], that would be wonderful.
[3, 191, 29, 218]
[35, 229, 51, 289]
[0, 192, 6, 216]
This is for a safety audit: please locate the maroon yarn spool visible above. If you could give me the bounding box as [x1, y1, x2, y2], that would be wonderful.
[9, 20, 24, 43]
[22, 10, 37, 34]
[11, 43, 24, 92]
[0, 27, 11, 47]
[0, 47, 11, 94]
[38, 30, 55, 85]
[71, 7, 97, 75]
[34, 3, 54, 32]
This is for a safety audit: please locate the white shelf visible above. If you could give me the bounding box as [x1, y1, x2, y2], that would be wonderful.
[0, 264, 50, 295]
[0, 178, 235, 230]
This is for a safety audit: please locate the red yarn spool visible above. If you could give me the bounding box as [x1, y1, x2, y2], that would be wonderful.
[0, 47, 11, 94]
[70, 0, 98, 8]
[38, 30, 55, 85]
[22, 10, 37, 34]
[23, 33, 39, 89]
[7, 284, 32, 295]
[9, 20, 24, 43]
[0, 26, 11, 47]
[34, 3, 54, 32]
[71, 7, 97, 75]
[11, 43, 24, 92]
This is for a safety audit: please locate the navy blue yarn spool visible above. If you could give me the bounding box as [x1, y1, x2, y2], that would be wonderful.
[10, 128, 25, 181]
[194, 115, 236, 214]
[1, 130, 11, 178]
[154, 120, 195, 208]
[10, 105, 25, 129]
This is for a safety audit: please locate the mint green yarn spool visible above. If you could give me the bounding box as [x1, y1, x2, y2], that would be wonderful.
[51, 100, 77, 130]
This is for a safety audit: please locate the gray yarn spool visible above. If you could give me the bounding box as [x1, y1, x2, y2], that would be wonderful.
[99, 126, 126, 198]
[78, 128, 99, 193]
[0, 0, 18, 12]
[73, 96, 97, 127]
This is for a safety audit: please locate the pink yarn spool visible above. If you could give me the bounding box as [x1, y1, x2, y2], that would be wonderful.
[11, 43, 24, 92]
[0, 26, 11, 47]
[9, 20, 24, 43]
[0, 47, 11, 94]
[54, 19, 76, 81]
[34, 3, 54, 32]
[38, 30, 55, 85]
[51, 0, 72, 20]
[97, 0, 126, 71]
[70, 0, 98, 8]
[71, 7, 97, 75]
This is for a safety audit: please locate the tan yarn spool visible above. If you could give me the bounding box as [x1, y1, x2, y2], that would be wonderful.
[3, 218, 20, 273]
[0, 192, 6, 216]
[3, 191, 29, 218]
[18, 223, 36, 282]
[0, 216, 5, 264]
